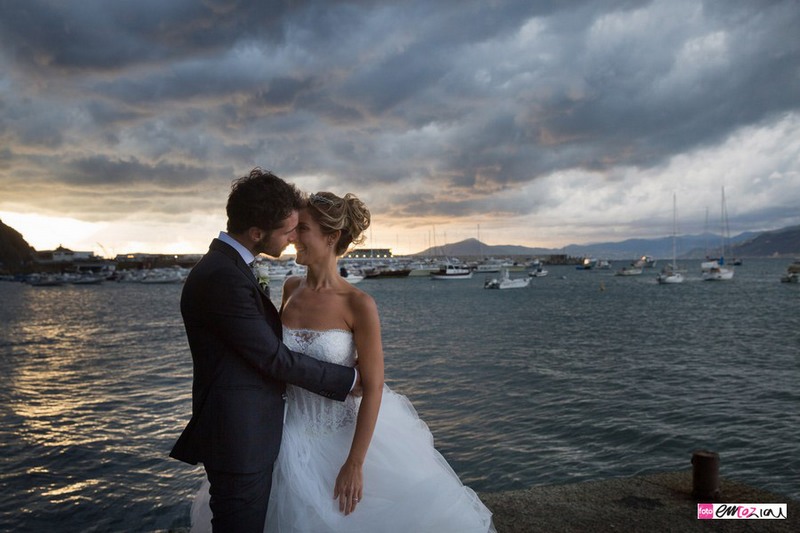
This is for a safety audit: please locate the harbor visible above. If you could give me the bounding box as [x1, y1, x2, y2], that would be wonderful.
[1, 259, 797, 530]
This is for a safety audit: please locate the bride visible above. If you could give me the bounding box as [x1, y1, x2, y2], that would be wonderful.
[192, 191, 494, 532]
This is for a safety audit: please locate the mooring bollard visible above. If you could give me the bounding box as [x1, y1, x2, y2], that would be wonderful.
[691, 450, 721, 501]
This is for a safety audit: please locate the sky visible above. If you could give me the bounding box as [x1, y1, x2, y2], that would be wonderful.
[1, 0, 799, 257]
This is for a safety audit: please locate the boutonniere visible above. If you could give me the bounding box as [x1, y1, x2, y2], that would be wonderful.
[253, 264, 270, 292]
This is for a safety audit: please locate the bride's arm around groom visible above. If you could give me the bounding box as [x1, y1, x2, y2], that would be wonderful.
[170, 168, 356, 532]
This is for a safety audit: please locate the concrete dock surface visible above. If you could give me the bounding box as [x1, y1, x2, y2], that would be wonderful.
[479, 470, 797, 532]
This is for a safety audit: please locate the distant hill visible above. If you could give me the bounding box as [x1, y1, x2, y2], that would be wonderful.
[730, 225, 800, 257]
[0, 219, 35, 273]
[413, 226, 799, 260]
[414, 238, 555, 258]
[564, 231, 758, 260]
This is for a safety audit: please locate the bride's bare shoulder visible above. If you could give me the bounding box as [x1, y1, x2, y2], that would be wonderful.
[344, 286, 378, 317]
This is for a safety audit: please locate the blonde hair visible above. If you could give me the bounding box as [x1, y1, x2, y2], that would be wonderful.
[307, 192, 370, 256]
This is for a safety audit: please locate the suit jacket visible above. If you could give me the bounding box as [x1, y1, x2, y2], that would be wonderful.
[170, 239, 355, 473]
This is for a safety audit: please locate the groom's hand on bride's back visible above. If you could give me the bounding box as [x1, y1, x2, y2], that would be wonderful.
[350, 366, 363, 397]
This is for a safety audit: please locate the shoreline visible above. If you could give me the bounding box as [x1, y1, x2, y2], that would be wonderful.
[479, 470, 798, 532]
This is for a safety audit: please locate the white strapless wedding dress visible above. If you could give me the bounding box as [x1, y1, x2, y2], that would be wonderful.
[191, 328, 495, 533]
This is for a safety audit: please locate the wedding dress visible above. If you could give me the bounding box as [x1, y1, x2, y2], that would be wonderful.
[191, 328, 494, 533]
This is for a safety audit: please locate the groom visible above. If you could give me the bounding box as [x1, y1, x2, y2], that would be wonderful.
[170, 168, 358, 532]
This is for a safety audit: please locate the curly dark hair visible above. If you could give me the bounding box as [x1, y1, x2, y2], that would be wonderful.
[226, 168, 306, 233]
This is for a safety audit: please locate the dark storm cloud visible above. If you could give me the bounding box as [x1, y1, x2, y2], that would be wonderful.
[0, 0, 798, 237]
[57, 156, 204, 187]
[0, 0, 305, 71]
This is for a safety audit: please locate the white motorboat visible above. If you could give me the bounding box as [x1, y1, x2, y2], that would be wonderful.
[484, 269, 531, 289]
[431, 264, 473, 280]
[339, 266, 364, 284]
[702, 264, 735, 281]
[615, 266, 643, 276]
[657, 270, 684, 284]
[633, 255, 657, 269]
[528, 266, 549, 277]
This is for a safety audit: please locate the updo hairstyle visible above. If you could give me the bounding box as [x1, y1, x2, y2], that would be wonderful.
[307, 192, 370, 256]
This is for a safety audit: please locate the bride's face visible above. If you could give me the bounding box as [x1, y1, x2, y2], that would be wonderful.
[294, 208, 333, 265]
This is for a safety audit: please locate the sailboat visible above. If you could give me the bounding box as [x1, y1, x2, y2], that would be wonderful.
[657, 193, 684, 284]
[701, 187, 734, 281]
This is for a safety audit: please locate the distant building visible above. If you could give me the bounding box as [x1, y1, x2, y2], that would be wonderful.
[33, 246, 114, 273]
[344, 248, 393, 259]
[35, 245, 97, 263]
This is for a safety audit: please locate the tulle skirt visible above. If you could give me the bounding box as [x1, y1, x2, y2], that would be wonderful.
[191, 386, 494, 532]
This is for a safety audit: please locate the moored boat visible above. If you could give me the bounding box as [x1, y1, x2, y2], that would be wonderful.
[528, 266, 549, 277]
[615, 266, 643, 276]
[431, 264, 472, 280]
[484, 269, 530, 289]
[28, 274, 65, 286]
[780, 260, 800, 283]
[657, 193, 685, 285]
[701, 188, 735, 281]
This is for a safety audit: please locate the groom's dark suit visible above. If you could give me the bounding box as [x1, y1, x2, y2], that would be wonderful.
[170, 238, 355, 531]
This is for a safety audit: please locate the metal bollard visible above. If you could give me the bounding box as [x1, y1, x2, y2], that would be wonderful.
[691, 450, 721, 501]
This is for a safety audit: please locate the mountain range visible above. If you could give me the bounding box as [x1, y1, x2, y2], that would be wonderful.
[414, 225, 800, 260]
[1, 220, 798, 274]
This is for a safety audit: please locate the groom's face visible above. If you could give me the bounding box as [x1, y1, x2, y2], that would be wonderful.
[257, 211, 299, 257]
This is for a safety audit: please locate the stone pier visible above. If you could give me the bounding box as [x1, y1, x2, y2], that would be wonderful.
[480, 471, 797, 532]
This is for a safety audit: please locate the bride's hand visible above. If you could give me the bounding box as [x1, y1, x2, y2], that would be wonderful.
[333, 459, 363, 515]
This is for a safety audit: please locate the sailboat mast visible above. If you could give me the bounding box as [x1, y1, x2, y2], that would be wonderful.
[672, 193, 677, 269]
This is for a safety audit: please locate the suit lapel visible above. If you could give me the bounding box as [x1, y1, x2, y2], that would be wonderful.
[209, 239, 283, 336]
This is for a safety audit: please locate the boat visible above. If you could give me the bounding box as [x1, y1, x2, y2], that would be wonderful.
[781, 273, 799, 283]
[633, 256, 657, 269]
[780, 261, 800, 283]
[702, 264, 735, 281]
[656, 269, 684, 284]
[615, 266, 643, 276]
[406, 261, 441, 277]
[28, 274, 65, 286]
[363, 264, 412, 278]
[474, 258, 505, 273]
[701, 187, 734, 281]
[576, 257, 598, 270]
[140, 269, 185, 284]
[657, 193, 684, 284]
[68, 273, 105, 285]
[339, 266, 364, 284]
[484, 269, 531, 289]
[595, 259, 611, 270]
[430, 264, 473, 280]
[528, 266, 549, 277]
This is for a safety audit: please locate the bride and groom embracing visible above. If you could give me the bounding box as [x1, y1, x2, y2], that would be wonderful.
[170, 168, 495, 532]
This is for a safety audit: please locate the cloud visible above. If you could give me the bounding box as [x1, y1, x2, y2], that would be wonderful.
[0, 0, 798, 254]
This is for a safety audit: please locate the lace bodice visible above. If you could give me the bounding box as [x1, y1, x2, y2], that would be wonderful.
[283, 328, 360, 435]
[284, 328, 357, 366]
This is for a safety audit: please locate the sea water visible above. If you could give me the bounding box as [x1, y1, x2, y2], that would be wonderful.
[1, 259, 797, 531]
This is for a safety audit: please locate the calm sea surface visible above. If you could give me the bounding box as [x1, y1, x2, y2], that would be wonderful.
[1, 259, 798, 531]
